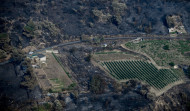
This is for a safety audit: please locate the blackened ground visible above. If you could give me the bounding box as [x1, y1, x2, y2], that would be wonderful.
[0, 63, 42, 110]
[0, 63, 28, 102]
[142, 82, 190, 111]
[0, 0, 190, 47]
[65, 91, 151, 111]
[59, 45, 153, 111]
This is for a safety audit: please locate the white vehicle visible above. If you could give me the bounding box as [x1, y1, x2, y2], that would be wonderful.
[29, 52, 34, 55]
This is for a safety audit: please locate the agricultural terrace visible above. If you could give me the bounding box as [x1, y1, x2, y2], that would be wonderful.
[101, 60, 183, 89]
[125, 40, 190, 67]
[43, 54, 73, 92]
[93, 51, 146, 62]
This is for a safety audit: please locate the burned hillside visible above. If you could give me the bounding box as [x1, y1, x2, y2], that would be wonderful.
[0, 0, 190, 111]
[0, 0, 190, 47]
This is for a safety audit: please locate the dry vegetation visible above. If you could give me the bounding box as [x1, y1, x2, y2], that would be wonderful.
[125, 40, 190, 67]
[43, 54, 72, 92]
[93, 51, 146, 62]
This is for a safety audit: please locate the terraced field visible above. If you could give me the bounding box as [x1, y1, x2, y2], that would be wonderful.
[101, 60, 182, 89]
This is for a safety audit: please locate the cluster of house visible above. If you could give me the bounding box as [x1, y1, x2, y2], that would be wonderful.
[28, 49, 59, 68]
[131, 37, 143, 43]
[167, 15, 187, 36]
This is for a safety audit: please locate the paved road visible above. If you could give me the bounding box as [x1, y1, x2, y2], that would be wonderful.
[0, 41, 82, 65]
[29, 36, 190, 55]
[1, 36, 190, 64]
[105, 36, 190, 40]
[1, 36, 190, 65]
[29, 41, 82, 55]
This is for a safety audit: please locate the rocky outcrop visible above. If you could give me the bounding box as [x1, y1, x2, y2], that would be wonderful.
[143, 82, 190, 111]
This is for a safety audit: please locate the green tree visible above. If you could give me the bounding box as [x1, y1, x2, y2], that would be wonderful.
[187, 66, 190, 78]
[85, 54, 92, 62]
[0, 49, 7, 59]
[169, 62, 175, 67]
[163, 45, 170, 50]
[90, 75, 106, 94]
[11, 49, 25, 64]
[53, 100, 63, 111]
[20, 59, 37, 90]
[69, 47, 77, 53]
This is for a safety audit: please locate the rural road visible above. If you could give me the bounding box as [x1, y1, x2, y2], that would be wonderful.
[30, 41, 82, 55]
[33, 36, 190, 53]
[1, 36, 190, 65]
[0, 59, 12, 65]
[105, 36, 190, 40]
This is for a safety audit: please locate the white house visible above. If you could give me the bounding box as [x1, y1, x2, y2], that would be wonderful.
[29, 54, 47, 68]
[174, 65, 179, 69]
[38, 54, 46, 62]
[29, 51, 34, 55]
[169, 28, 175, 33]
[101, 43, 108, 47]
[46, 49, 59, 54]
[131, 37, 143, 43]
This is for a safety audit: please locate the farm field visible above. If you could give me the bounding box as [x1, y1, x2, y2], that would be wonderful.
[93, 51, 146, 62]
[43, 54, 73, 92]
[101, 60, 183, 89]
[125, 40, 190, 67]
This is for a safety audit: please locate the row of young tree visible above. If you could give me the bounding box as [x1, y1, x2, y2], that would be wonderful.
[103, 60, 180, 89]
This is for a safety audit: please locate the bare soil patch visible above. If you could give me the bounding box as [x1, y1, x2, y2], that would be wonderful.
[43, 54, 72, 91]
[34, 69, 52, 90]
[93, 51, 146, 62]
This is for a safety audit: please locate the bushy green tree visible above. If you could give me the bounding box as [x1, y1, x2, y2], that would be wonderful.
[11, 49, 25, 64]
[85, 54, 92, 62]
[169, 62, 175, 67]
[90, 75, 106, 94]
[163, 45, 170, 50]
[0, 49, 7, 59]
[20, 59, 37, 90]
[187, 66, 190, 78]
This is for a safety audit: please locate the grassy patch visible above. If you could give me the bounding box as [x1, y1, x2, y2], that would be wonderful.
[49, 78, 67, 92]
[32, 102, 52, 111]
[95, 51, 127, 55]
[50, 78, 64, 86]
[24, 20, 36, 33]
[52, 53, 71, 78]
[170, 31, 177, 34]
[125, 40, 190, 66]
[67, 83, 77, 90]
[178, 40, 190, 54]
[24, 25, 34, 33]
[0, 33, 8, 39]
[0, 49, 7, 59]
[95, 51, 118, 54]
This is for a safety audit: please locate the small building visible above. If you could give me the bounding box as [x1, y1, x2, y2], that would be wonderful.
[101, 43, 108, 47]
[38, 54, 47, 67]
[174, 65, 179, 69]
[46, 49, 59, 54]
[131, 37, 143, 43]
[167, 15, 187, 36]
[38, 54, 46, 62]
[32, 65, 38, 68]
[29, 54, 47, 68]
[169, 28, 175, 33]
[29, 51, 34, 55]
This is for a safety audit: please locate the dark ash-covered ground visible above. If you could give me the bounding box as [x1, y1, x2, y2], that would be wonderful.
[57, 43, 190, 111]
[0, 0, 190, 47]
[57, 44, 153, 110]
[1, 0, 190, 110]
[0, 63, 42, 111]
